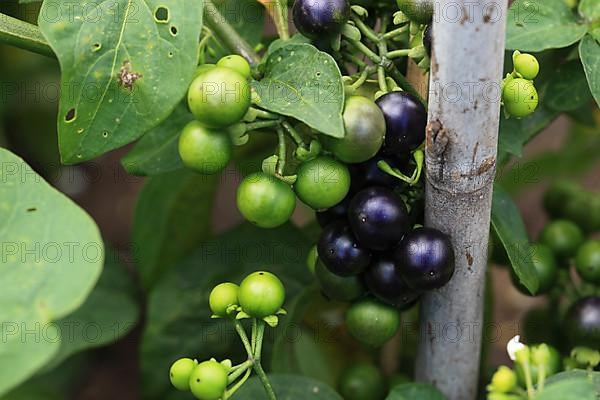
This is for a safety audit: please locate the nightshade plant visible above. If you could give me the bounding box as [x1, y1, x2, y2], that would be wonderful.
[0, 0, 598, 399]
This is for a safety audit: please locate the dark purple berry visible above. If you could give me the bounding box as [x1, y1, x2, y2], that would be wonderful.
[376, 91, 427, 155]
[394, 227, 455, 291]
[292, 0, 350, 38]
[365, 256, 421, 309]
[318, 221, 372, 276]
[348, 187, 410, 251]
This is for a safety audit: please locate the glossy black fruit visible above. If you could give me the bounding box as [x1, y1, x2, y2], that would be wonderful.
[316, 195, 351, 227]
[318, 221, 372, 276]
[364, 256, 421, 309]
[376, 91, 427, 155]
[348, 187, 410, 251]
[563, 296, 600, 349]
[423, 25, 432, 57]
[394, 227, 455, 290]
[292, 0, 350, 38]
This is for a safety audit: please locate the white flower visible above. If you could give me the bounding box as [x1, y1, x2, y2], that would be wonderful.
[507, 335, 526, 361]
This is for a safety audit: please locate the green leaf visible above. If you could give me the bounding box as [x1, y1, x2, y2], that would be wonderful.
[386, 383, 447, 400]
[0, 148, 103, 396]
[253, 43, 345, 138]
[544, 60, 592, 111]
[545, 370, 600, 393]
[498, 105, 560, 160]
[534, 376, 596, 400]
[232, 374, 343, 399]
[44, 249, 139, 371]
[140, 223, 312, 398]
[38, 0, 204, 164]
[579, 0, 600, 21]
[121, 103, 191, 175]
[491, 185, 539, 294]
[506, 0, 588, 51]
[579, 34, 600, 107]
[132, 169, 218, 290]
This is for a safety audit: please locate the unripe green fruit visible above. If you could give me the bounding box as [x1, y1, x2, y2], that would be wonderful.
[514, 53, 539, 80]
[503, 78, 538, 118]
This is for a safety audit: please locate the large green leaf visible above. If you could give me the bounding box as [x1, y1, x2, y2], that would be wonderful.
[121, 103, 191, 176]
[0, 148, 103, 395]
[232, 374, 343, 400]
[545, 370, 600, 393]
[506, 0, 587, 51]
[498, 105, 560, 160]
[579, 34, 600, 107]
[132, 169, 218, 290]
[38, 0, 203, 163]
[140, 223, 312, 399]
[534, 377, 596, 400]
[544, 60, 592, 111]
[253, 43, 345, 138]
[44, 249, 139, 371]
[386, 383, 446, 400]
[491, 185, 539, 294]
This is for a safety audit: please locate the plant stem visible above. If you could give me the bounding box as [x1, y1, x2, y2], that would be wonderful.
[233, 320, 254, 358]
[349, 66, 374, 90]
[225, 368, 252, 399]
[245, 120, 282, 131]
[227, 360, 253, 384]
[351, 14, 380, 43]
[254, 320, 266, 361]
[281, 121, 308, 149]
[254, 362, 277, 400]
[386, 67, 426, 107]
[377, 66, 388, 92]
[383, 25, 409, 40]
[346, 38, 381, 64]
[276, 126, 287, 176]
[251, 108, 281, 120]
[0, 13, 54, 58]
[203, 0, 260, 66]
[386, 49, 411, 59]
[251, 319, 258, 354]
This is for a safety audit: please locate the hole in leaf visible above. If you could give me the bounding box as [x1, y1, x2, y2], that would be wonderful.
[102, 131, 109, 138]
[92, 43, 102, 52]
[65, 108, 76, 122]
[316, 72, 322, 77]
[154, 6, 169, 23]
[170, 25, 178, 36]
[27, 207, 37, 212]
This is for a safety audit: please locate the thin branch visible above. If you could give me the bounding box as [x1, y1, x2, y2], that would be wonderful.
[203, 0, 260, 66]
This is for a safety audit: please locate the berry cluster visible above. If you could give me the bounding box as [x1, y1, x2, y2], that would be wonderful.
[169, 271, 286, 399]
[498, 181, 600, 350]
[502, 51, 540, 118]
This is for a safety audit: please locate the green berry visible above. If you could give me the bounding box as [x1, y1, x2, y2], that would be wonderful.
[539, 219, 584, 259]
[209, 283, 239, 317]
[217, 55, 251, 78]
[294, 156, 351, 210]
[188, 360, 228, 400]
[170, 357, 197, 391]
[345, 298, 400, 348]
[489, 366, 517, 393]
[575, 240, 600, 284]
[178, 120, 232, 174]
[502, 78, 538, 118]
[514, 53, 539, 80]
[238, 271, 285, 318]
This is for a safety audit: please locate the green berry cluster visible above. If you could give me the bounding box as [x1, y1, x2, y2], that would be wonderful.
[487, 341, 599, 400]
[502, 51, 540, 118]
[169, 271, 286, 399]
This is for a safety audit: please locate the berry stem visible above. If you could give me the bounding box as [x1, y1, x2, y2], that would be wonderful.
[245, 119, 282, 132]
[522, 359, 535, 399]
[346, 38, 382, 64]
[251, 318, 258, 354]
[204, 0, 261, 66]
[282, 121, 309, 149]
[225, 368, 252, 399]
[233, 320, 254, 358]
[351, 13, 380, 44]
[250, 108, 281, 120]
[386, 49, 411, 59]
[377, 66, 388, 92]
[254, 362, 277, 400]
[252, 320, 277, 399]
[227, 360, 253, 384]
[276, 126, 287, 176]
[382, 25, 409, 40]
[253, 320, 266, 361]
[537, 364, 546, 392]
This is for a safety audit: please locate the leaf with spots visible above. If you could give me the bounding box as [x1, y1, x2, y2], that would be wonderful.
[38, 0, 204, 164]
[0, 148, 103, 396]
[506, 0, 587, 51]
[253, 43, 345, 138]
[232, 374, 343, 399]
